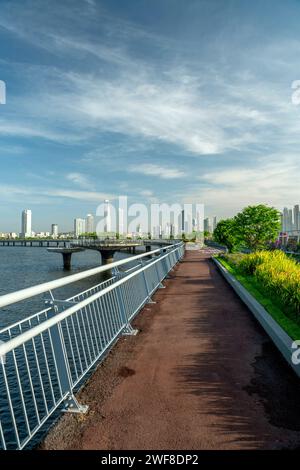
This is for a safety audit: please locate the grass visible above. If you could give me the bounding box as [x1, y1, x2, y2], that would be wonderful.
[216, 256, 300, 341]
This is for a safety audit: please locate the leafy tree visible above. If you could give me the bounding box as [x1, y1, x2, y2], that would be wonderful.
[78, 232, 97, 239]
[213, 219, 237, 252]
[234, 204, 280, 251]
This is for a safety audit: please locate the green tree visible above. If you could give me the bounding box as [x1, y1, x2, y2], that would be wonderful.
[234, 204, 280, 251]
[213, 219, 237, 252]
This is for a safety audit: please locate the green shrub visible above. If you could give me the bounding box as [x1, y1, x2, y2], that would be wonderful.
[220, 252, 246, 267]
[223, 250, 300, 315]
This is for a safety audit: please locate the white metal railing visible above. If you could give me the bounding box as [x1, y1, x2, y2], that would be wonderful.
[0, 242, 184, 450]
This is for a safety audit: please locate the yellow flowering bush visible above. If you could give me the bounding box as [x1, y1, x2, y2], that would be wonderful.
[236, 251, 300, 314]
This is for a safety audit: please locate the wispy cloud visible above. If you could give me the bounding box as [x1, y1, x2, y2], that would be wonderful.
[129, 163, 186, 179]
[1, 0, 300, 230]
[0, 2, 283, 156]
[66, 172, 93, 189]
[0, 183, 113, 204]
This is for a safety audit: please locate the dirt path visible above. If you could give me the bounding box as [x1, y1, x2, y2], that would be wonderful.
[42, 250, 300, 450]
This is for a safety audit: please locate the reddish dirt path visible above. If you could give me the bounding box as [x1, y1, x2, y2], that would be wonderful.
[42, 250, 300, 450]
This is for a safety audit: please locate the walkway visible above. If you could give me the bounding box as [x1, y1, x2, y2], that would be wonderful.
[42, 249, 300, 450]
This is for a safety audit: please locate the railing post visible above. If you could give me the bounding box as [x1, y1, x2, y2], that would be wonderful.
[160, 248, 171, 278]
[46, 291, 88, 413]
[140, 259, 156, 304]
[112, 273, 138, 336]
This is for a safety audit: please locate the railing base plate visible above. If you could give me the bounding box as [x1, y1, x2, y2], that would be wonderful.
[62, 395, 89, 414]
[122, 324, 138, 336]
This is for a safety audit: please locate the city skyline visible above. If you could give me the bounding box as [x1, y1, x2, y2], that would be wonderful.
[3, 202, 300, 236]
[1, 1, 300, 230]
[0, 201, 207, 237]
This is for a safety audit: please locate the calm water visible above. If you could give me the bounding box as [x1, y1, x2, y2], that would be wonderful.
[0, 244, 155, 448]
[0, 246, 137, 330]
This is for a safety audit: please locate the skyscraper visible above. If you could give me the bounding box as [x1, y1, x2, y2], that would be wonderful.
[118, 207, 124, 235]
[282, 205, 300, 233]
[204, 217, 212, 233]
[282, 207, 289, 232]
[213, 216, 217, 232]
[21, 209, 32, 238]
[74, 218, 85, 237]
[181, 209, 185, 233]
[85, 214, 94, 233]
[51, 224, 58, 237]
[104, 199, 111, 232]
[294, 205, 300, 232]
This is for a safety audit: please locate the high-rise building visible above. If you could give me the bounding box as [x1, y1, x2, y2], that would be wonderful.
[281, 204, 300, 234]
[181, 209, 185, 233]
[294, 205, 300, 231]
[282, 205, 300, 233]
[21, 209, 32, 238]
[204, 217, 212, 233]
[74, 218, 85, 237]
[51, 224, 58, 237]
[104, 199, 111, 232]
[118, 208, 124, 235]
[213, 216, 217, 232]
[282, 207, 289, 232]
[85, 214, 94, 233]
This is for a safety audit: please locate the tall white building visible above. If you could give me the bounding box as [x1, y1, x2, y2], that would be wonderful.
[282, 205, 300, 233]
[204, 217, 212, 233]
[213, 216, 218, 232]
[118, 208, 124, 235]
[51, 224, 58, 237]
[74, 218, 85, 237]
[85, 214, 94, 233]
[21, 209, 32, 238]
[294, 205, 300, 231]
[181, 210, 185, 233]
[104, 199, 111, 233]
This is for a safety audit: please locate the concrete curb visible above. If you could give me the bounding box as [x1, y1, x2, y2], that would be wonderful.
[212, 257, 300, 378]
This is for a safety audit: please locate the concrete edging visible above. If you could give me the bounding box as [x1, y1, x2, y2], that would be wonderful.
[212, 257, 300, 378]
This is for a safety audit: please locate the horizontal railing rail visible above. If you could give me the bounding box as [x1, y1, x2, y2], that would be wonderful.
[0, 242, 185, 450]
[0, 243, 181, 309]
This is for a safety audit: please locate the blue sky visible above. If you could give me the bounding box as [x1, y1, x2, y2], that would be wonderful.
[1, 0, 300, 232]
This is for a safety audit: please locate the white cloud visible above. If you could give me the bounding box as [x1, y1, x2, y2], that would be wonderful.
[0, 119, 84, 143]
[183, 155, 300, 217]
[45, 188, 111, 202]
[129, 163, 186, 179]
[66, 172, 93, 189]
[0, 183, 113, 204]
[2, 0, 300, 221]
[139, 189, 153, 197]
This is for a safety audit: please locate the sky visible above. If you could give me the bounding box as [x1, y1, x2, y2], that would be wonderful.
[1, 0, 300, 232]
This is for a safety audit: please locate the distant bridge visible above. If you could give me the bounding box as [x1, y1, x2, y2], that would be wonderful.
[0, 237, 182, 269]
[0, 238, 180, 248]
[0, 238, 71, 247]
